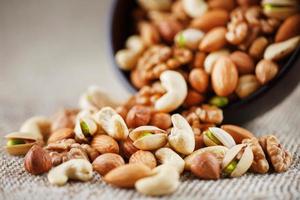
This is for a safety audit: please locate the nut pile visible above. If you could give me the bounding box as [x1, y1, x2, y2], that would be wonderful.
[116, 0, 300, 106]
[4, 0, 298, 197]
[5, 85, 293, 196]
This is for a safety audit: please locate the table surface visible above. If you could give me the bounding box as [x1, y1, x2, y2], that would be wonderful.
[0, 1, 299, 200]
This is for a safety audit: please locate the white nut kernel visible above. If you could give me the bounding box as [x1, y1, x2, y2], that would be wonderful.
[155, 147, 185, 174]
[79, 86, 118, 111]
[48, 159, 93, 186]
[182, 0, 208, 18]
[137, 0, 172, 11]
[168, 114, 195, 155]
[135, 164, 180, 196]
[204, 49, 230, 74]
[115, 49, 140, 71]
[175, 29, 204, 50]
[94, 107, 129, 140]
[155, 70, 187, 113]
[126, 35, 146, 54]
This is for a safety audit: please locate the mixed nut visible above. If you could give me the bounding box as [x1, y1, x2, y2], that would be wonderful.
[116, 0, 300, 107]
[4, 0, 298, 197]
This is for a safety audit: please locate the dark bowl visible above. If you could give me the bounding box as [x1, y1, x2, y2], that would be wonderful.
[108, 0, 300, 124]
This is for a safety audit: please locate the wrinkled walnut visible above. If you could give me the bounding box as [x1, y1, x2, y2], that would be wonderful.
[242, 137, 269, 174]
[259, 135, 292, 173]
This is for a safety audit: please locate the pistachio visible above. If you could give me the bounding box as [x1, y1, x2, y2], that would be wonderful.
[203, 127, 236, 148]
[129, 126, 168, 151]
[209, 96, 229, 107]
[74, 117, 98, 141]
[175, 29, 204, 50]
[222, 144, 254, 177]
[262, 0, 299, 20]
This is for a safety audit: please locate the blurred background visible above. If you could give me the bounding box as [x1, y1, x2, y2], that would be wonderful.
[0, 0, 129, 126]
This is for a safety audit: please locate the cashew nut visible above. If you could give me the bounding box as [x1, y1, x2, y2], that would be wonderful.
[135, 164, 180, 196]
[155, 70, 187, 113]
[94, 107, 129, 140]
[155, 147, 185, 174]
[48, 159, 93, 186]
[137, 0, 172, 11]
[182, 0, 208, 18]
[79, 86, 118, 111]
[168, 114, 195, 155]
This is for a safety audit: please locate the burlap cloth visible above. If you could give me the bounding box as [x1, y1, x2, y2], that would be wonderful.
[1, 85, 299, 200]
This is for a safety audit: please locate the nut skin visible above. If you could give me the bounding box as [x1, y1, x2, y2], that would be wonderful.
[191, 9, 230, 32]
[191, 152, 221, 180]
[119, 138, 139, 159]
[92, 153, 125, 176]
[249, 37, 269, 60]
[183, 90, 205, 108]
[47, 128, 74, 144]
[157, 18, 183, 43]
[229, 51, 255, 74]
[24, 145, 52, 175]
[91, 135, 119, 154]
[150, 113, 172, 130]
[255, 59, 279, 85]
[103, 163, 152, 188]
[207, 0, 235, 11]
[126, 105, 152, 128]
[129, 150, 157, 169]
[275, 14, 300, 43]
[189, 68, 209, 93]
[221, 125, 254, 144]
[199, 27, 227, 52]
[193, 52, 206, 68]
[211, 56, 238, 97]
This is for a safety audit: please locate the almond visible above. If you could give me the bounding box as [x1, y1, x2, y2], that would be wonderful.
[129, 150, 157, 169]
[92, 153, 125, 176]
[235, 75, 260, 98]
[275, 14, 300, 43]
[255, 59, 279, 85]
[191, 152, 221, 180]
[249, 37, 269, 59]
[199, 27, 227, 52]
[230, 51, 255, 74]
[103, 163, 152, 188]
[207, 0, 235, 11]
[211, 56, 238, 96]
[191, 9, 229, 32]
[91, 135, 119, 154]
[189, 68, 209, 93]
[221, 124, 255, 144]
[47, 128, 74, 144]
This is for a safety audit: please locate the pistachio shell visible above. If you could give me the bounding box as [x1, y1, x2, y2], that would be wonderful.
[129, 126, 166, 141]
[133, 134, 168, 151]
[222, 144, 246, 169]
[209, 127, 236, 148]
[74, 117, 98, 141]
[184, 146, 228, 170]
[6, 143, 37, 156]
[19, 116, 51, 141]
[5, 131, 41, 140]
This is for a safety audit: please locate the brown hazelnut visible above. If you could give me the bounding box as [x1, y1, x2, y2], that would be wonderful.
[150, 112, 172, 130]
[92, 153, 125, 176]
[190, 152, 221, 180]
[193, 52, 206, 68]
[126, 105, 151, 128]
[115, 106, 128, 120]
[129, 150, 157, 169]
[24, 145, 52, 175]
[194, 133, 206, 150]
[157, 19, 183, 43]
[189, 68, 209, 93]
[184, 89, 205, 108]
[119, 138, 139, 159]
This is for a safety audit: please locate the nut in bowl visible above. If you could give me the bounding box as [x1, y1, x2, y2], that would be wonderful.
[111, 0, 300, 123]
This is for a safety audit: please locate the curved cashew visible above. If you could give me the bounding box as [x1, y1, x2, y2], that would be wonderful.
[168, 114, 195, 155]
[182, 0, 208, 18]
[20, 116, 51, 142]
[48, 159, 93, 186]
[155, 147, 185, 174]
[155, 71, 187, 113]
[79, 86, 118, 111]
[135, 164, 180, 196]
[94, 107, 129, 140]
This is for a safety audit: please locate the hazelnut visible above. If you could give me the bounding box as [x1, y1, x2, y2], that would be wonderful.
[115, 106, 128, 120]
[150, 112, 172, 130]
[184, 89, 205, 107]
[189, 68, 209, 93]
[157, 18, 183, 43]
[119, 138, 139, 159]
[255, 59, 279, 85]
[92, 153, 125, 176]
[91, 135, 119, 154]
[24, 145, 52, 175]
[129, 150, 157, 169]
[126, 105, 152, 128]
[190, 152, 221, 180]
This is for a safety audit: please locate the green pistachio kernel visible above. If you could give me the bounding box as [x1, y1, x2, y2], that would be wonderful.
[80, 121, 90, 137]
[177, 33, 186, 48]
[138, 132, 153, 139]
[209, 96, 229, 107]
[223, 160, 238, 176]
[204, 130, 221, 145]
[7, 139, 25, 147]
